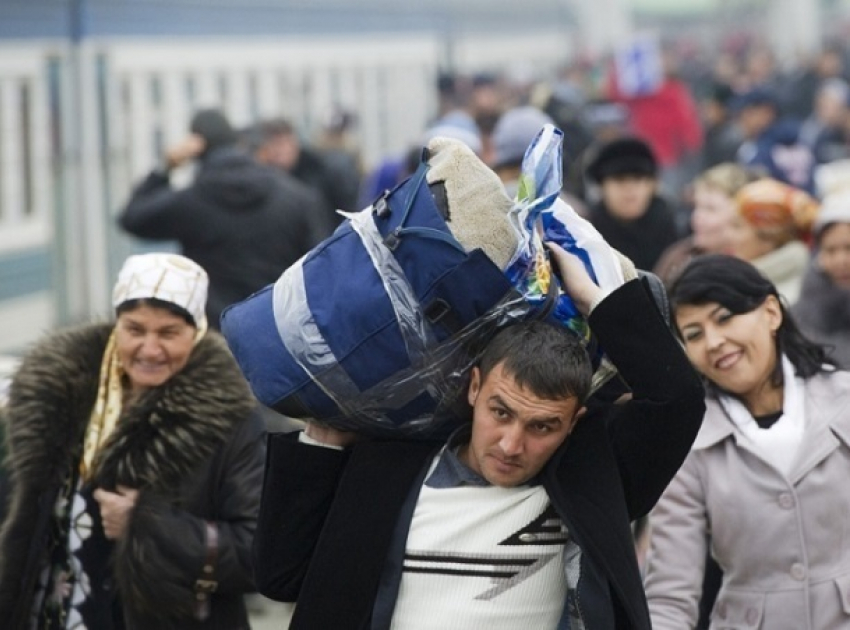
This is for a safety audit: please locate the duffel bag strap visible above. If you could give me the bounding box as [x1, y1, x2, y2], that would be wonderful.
[384, 226, 465, 253]
[379, 153, 467, 255]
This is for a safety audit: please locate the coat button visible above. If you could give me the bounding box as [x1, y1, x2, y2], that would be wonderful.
[791, 563, 807, 580]
[746, 607, 758, 625]
[778, 493, 794, 509]
[717, 602, 728, 619]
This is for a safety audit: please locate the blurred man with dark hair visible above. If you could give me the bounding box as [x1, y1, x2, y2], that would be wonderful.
[119, 108, 331, 328]
[244, 117, 358, 227]
[700, 82, 743, 169]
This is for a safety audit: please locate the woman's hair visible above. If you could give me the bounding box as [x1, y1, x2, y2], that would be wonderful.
[116, 297, 197, 327]
[669, 254, 834, 393]
[694, 163, 760, 198]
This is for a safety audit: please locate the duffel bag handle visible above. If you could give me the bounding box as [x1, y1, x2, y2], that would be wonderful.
[378, 152, 467, 255]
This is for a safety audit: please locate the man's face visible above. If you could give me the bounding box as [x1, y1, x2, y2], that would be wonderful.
[256, 133, 300, 171]
[460, 363, 585, 487]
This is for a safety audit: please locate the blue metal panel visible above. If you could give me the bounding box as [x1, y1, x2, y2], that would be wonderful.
[0, 0, 572, 39]
[0, 2, 69, 39]
[0, 247, 52, 300]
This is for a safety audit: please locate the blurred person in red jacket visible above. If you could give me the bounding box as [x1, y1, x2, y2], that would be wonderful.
[607, 45, 703, 203]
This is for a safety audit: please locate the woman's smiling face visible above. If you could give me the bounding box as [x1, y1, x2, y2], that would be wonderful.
[115, 304, 196, 395]
[675, 296, 782, 405]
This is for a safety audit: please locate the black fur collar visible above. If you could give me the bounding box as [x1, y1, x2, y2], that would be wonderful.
[3, 323, 255, 494]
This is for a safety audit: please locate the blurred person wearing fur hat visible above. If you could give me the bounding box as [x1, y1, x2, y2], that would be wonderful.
[654, 163, 760, 286]
[0, 253, 265, 629]
[585, 136, 679, 271]
[119, 108, 332, 329]
[728, 178, 819, 302]
[792, 190, 850, 367]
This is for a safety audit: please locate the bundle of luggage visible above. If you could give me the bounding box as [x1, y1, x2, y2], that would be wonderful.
[221, 126, 626, 438]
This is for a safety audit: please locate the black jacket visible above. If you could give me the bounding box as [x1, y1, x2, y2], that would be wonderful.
[253, 280, 705, 629]
[0, 325, 265, 629]
[119, 147, 334, 327]
[590, 196, 679, 272]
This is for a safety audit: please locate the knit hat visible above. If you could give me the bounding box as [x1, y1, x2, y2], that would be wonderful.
[815, 189, 850, 236]
[585, 137, 657, 184]
[189, 108, 237, 153]
[814, 158, 850, 197]
[735, 179, 819, 239]
[491, 106, 554, 169]
[113, 253, 209, 330]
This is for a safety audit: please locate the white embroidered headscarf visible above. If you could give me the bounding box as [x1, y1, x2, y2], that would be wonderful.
[80, 253, 209, 481]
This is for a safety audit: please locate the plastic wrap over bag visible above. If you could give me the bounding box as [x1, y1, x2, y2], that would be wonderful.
[504, 124, 625, 392]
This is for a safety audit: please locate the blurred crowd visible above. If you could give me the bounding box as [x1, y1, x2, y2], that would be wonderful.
[3, 33, 850, 630]
[350, 38, 850, 369]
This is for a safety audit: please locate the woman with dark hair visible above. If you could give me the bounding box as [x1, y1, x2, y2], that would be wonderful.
[644, 253, 850, 629]
[0, 253, 265, 629]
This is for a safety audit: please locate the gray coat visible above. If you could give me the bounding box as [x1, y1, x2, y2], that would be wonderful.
[644, 368, 850, 630]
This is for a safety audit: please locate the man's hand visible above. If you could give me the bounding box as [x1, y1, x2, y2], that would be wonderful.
[93, 485, 139, 540]
[165, 134, 206, 169]
[546, 241, 606, 317]
[304, 422, 358, 448]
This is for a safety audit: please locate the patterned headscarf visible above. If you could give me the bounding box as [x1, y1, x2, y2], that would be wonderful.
[735, 179, 820, 242]
[80, 254, 209, 481]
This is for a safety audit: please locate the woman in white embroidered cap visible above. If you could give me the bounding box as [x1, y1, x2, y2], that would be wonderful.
[0, 252, 265, 630]
[645, 253, 850, 630]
